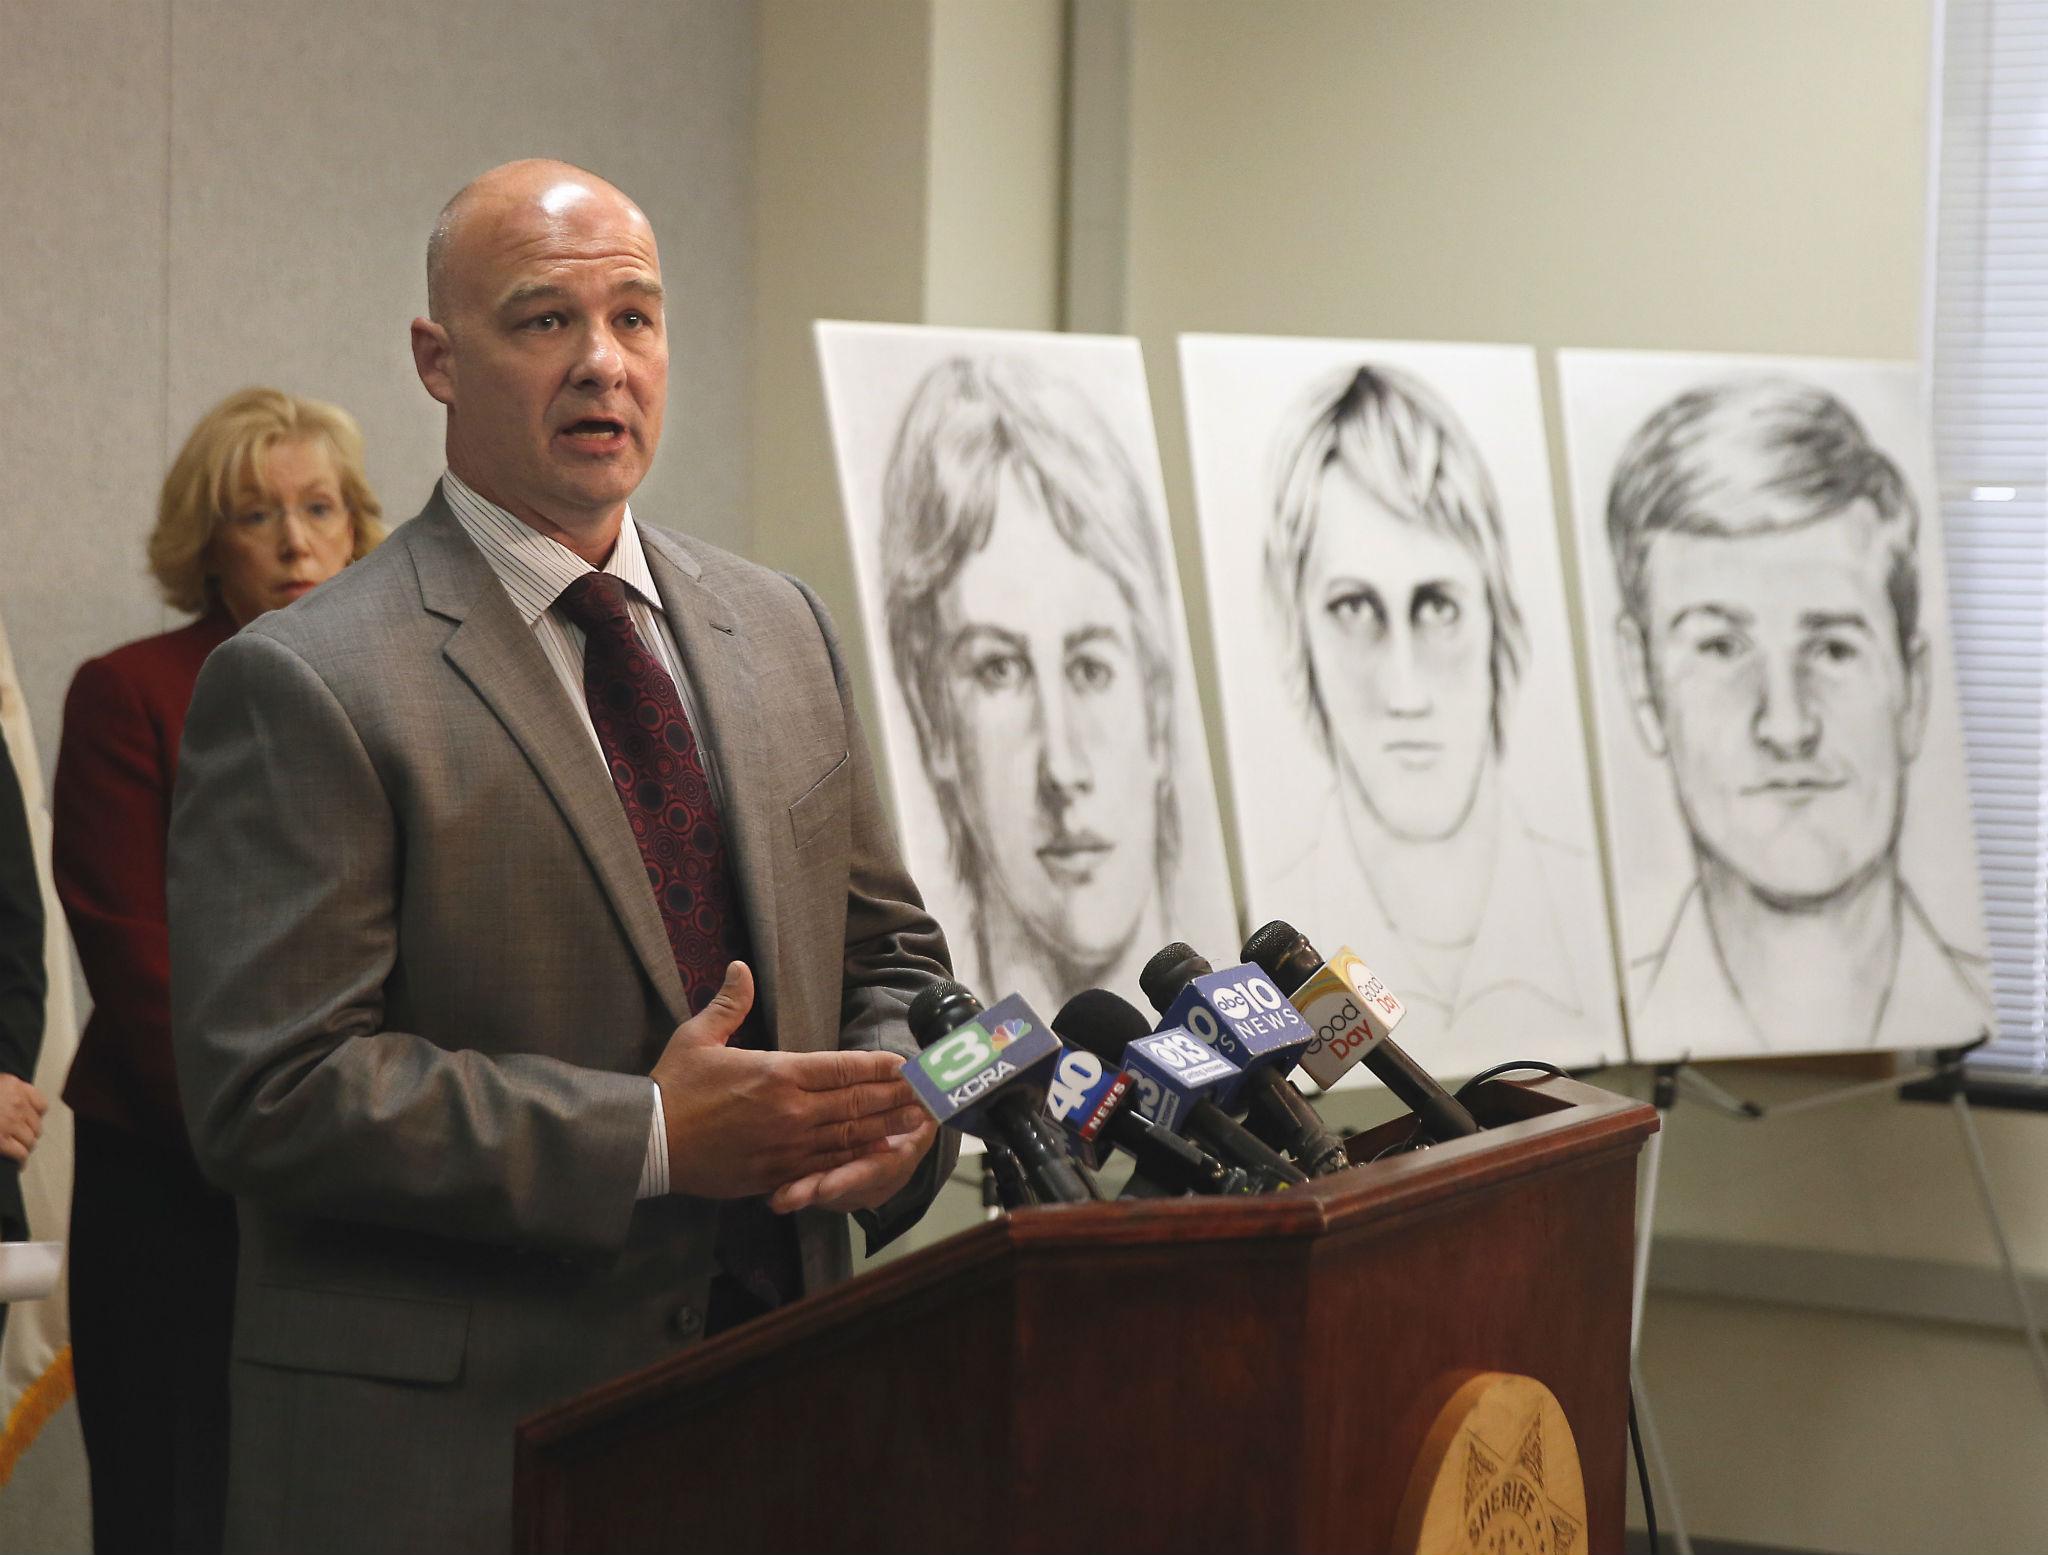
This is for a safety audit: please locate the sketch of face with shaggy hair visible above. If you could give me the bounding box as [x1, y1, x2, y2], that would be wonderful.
[1269, 366, 1527, 843]
[1261, 363, 1576, 1027]
[881, 356, 1178, 1002]
[1297, 463, 1499, 843]
[1606, 374, 1988, 1052]
[1179, 336, 1625, 1071]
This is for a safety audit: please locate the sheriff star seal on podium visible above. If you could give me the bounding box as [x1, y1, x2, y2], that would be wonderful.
[1394, 1372, 1588, 1555]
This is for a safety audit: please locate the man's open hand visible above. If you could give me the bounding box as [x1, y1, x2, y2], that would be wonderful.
[652, 963, 933, 1201]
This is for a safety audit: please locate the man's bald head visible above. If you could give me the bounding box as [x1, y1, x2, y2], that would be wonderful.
[411, 158, 668, 550]
[425, 159, 653, 325]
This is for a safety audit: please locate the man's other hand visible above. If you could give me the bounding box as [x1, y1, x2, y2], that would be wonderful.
[0, 1075, 48, 1165]
[653, 962, 930, 1201]
[765, 1113, 939, 1215]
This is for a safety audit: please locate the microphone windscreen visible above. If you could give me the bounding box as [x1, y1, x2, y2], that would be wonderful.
[1052, 988, 1154, 1064]
[1241, 919, 1303, 976]
[908, 980, 983, 1048]
[1139, 942, 1212, 1015]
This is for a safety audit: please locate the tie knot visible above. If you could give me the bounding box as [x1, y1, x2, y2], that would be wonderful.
[557, 572, 634, 639]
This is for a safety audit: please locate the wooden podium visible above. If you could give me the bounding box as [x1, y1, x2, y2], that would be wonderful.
[513, 1077, 1656, 1554]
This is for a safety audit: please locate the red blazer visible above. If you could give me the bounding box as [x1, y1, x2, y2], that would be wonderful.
[55, 609, 236, 1154]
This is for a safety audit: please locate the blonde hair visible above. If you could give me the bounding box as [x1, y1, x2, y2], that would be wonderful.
[879, 355, 1182, 972]
[149, 387, 386, 615]
[1265, 363, 1527, 756]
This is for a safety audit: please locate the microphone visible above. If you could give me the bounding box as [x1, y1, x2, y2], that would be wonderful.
[1242, 922, 1481, 1142]
[1057, 989, 1307, 1191]
[1048, 993, 1253, 1197]
[1140, 944, 1352, 1179]
[905, 982, 1096, 1204]
[983, 1141, 1034, 1213]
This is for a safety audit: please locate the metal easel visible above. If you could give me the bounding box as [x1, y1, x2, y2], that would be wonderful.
[1626, 1042, 2048, 1554]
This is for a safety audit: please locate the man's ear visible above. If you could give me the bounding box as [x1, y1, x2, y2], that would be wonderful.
[411, 318, 456, 407]
[1901, 630, 1931, 762]
[1616, 613, 1669, 758]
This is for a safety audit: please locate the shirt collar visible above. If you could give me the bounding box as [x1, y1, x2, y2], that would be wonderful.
[1328, 780, 1587, 1016]
[1638, 878, 1993, 1054]
[1873, 884, 1995, 1048]
[440, 469, 665, 626]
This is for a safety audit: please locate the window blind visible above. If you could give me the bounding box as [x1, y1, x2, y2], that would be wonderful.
[1932, 0, 2048, 1080]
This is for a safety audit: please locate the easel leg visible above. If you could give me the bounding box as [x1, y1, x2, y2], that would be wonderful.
[1630, 1126, 1663, 1355]
[1630, 1065, 1693, 1555]
[1950, 1091, 2048, 1413]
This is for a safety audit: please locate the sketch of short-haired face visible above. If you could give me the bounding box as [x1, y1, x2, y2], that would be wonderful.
[1267, 365, 1526, 844]
[1609, 378, 1931, 904]
[882, 356, 1178, 989]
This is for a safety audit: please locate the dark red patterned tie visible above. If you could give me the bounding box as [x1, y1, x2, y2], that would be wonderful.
[561, 574, 795, 1314]
[557, 572, 743, 1017]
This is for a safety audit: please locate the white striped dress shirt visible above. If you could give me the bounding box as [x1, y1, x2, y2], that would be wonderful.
[441, 470, 723, 805]
[442, 469, 718, 1200]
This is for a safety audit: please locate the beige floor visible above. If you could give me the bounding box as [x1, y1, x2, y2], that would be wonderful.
[0, 1395, 86, 1554]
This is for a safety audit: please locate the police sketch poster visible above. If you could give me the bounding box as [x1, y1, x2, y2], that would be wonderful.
[1557, 349, 1993, 1062]
[1177, 334, 1625, 1085]
[815, 321, 1239, 1025]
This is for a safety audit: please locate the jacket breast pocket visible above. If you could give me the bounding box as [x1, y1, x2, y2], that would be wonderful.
[788, 752, 850, 855]
[234, 1283, 470, 1385]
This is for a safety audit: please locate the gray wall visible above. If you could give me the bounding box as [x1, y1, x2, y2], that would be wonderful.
[0, 0, 756, 789]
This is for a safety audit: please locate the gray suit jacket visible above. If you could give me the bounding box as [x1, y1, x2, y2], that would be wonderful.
[168, 492, 956, 1555]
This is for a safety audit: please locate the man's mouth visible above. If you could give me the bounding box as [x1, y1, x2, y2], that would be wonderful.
[1383, 739, 1442, 769]
[558, 417, 627, 449]
[1744, 776, 1849, 800]
[1038, 831, 1113, 885]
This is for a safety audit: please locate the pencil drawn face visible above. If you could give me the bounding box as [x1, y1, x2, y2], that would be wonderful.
[931, 465, 1161, 965]
[1304, 462, 1496, 842]
[1622, 502, 1930, 904]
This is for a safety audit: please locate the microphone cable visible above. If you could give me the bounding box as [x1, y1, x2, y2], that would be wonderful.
[1629, 1386, 1658, 1553]
[1452, 1059, 1571, 1104]
[1366, 1060, 1574, 1162]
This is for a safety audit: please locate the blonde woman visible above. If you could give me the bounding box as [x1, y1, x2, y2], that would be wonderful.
[53, 388, 383, 1555]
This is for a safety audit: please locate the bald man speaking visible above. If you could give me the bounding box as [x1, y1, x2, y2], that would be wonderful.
[167, 161, 955, 1554]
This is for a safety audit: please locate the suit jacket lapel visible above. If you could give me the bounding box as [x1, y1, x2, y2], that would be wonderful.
[639, 531, 784, 1043]
[406, 496, 691, 1027]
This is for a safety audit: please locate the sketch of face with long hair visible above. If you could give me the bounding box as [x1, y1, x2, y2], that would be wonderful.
[1268, 366, 1526, 850]
[882, 356, 1179, 999]
[934, 465, 1161, 965]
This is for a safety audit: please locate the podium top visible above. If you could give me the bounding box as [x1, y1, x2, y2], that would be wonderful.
[992, 1071, 1655, 1251]
[519, 1075, 1655, 1445]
